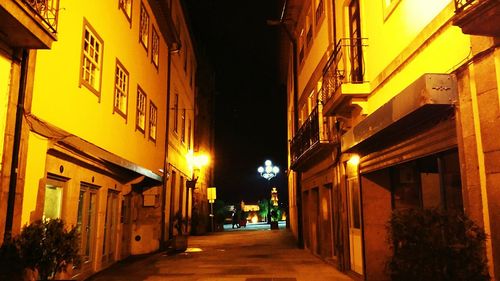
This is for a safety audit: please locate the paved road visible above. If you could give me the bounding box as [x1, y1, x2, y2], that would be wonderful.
[87, 224, 353, 281]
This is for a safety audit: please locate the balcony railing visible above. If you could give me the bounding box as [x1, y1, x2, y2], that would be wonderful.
[454, 0, 475, 13]
[23, 0, 59, 34]
[321, 38, 367, 103]
[290, 103, 335, 169]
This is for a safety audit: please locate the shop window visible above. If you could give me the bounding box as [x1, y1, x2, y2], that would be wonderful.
[391, 149, 463, 211]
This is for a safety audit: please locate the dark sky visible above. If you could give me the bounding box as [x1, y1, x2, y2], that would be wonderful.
[185, 0, 287, 205]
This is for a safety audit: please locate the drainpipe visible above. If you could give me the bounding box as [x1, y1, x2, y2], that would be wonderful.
[289, 35, 303, 249]
[4, 49, 29, 242]
[278, 13, 304, 248]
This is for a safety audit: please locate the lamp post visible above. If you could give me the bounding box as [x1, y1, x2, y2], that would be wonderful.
[257, 160, 279, 224]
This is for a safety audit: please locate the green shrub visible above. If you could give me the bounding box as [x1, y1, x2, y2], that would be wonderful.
[387, 208, 489, 281]
[16, 219, 80, 280]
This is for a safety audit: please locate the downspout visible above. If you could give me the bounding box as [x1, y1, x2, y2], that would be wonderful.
[160, 49, 172, 249]
[281, 16, 304, 248]
[290, 36, 303, 249]
[4, 49, 29, 242]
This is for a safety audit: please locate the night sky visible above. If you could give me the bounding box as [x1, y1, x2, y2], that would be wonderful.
[185, 0, 288, 205]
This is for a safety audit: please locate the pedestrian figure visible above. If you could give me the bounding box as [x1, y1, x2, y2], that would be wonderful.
[231, 208, 238, 229]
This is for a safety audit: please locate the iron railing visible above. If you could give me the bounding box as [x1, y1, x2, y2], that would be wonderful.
[454, 0, 475, 13]
[290, 103, 332, 165]
[23, 0, 59, 34]
[321, 38, 367, 103]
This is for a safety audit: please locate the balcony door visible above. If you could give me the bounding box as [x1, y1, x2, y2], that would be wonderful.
[348, 0, 363, 82]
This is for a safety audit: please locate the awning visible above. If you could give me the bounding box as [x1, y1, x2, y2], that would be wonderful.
[26, 114, 163, 185]
[341, 73, 457, 152]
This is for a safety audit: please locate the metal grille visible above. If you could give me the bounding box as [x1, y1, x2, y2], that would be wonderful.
[23, 0, 59, 34]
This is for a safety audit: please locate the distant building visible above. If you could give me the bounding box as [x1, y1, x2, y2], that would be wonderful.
[280, 0, 499, 279]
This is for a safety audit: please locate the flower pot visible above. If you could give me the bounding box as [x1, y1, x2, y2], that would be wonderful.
[172, 235, 188, 252]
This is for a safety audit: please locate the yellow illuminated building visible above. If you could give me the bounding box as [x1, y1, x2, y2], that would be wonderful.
[0, 0, 208, 279]
[281, 0, 499, 279]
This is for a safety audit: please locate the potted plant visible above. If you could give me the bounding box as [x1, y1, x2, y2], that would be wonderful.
[172, 210, 189, 252]
[15, 219, 80, 280]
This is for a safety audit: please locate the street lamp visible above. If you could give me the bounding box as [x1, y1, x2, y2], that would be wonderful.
[257, 160, 279, 224]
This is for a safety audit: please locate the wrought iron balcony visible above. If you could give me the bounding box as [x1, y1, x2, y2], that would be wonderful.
[453, 0, 500, 36]
[1, 0, 59, 48]
[290, 103, 337, 171]
[321, 38, 369, 116]
[22, 0, 59, 34]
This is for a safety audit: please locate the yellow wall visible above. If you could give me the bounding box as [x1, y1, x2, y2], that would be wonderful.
[21, 132, 48, 226]
[0, 53, 11, 170]
[31, 0, 168, 175]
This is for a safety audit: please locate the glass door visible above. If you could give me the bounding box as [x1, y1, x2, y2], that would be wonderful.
[102, 190, 119, 265]
[76, 183, 98, 274]
[346, 160, 363, 274]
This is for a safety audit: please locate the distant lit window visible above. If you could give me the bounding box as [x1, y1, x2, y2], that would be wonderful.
[139, 3, 149, 50]
[173, 93, 179, 133]
[152, 27, 160, 68]
[119, 0, 132, 21]
[114, 60, 129, 118]
[80, 20, 103, 95]
[136, 87, 147, 133]
[149, 102, 157, 141]
[181, 108, 186, 143]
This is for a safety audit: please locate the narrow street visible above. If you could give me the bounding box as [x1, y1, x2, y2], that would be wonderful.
[86, 224, 353, 281]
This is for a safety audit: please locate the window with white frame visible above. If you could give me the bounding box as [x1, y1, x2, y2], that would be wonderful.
[149, 102, 157, 141]
[139, 3, 149, 50]
[152, 27, 159, 68]
[136, 87, 147, 133]
[119, 0, 132, 21]
[80, 20, 103, 95]
[114, 60, 129, 117]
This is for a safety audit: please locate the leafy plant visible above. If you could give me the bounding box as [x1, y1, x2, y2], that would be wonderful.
[387, 208, 489, 281]
[16, 219, 80, 280]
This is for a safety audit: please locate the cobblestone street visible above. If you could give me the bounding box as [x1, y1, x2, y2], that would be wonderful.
[86, 224, 353, 281]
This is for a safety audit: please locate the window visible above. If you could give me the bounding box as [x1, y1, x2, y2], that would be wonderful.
[119, 0, 132, 21]
[43, 179, 64, 220]
[349, 0, 363, 82]
[181, 108, 186, 143]
[114, 60, 129, 118]
[136, 87, 147, 133]
[391, 149, 463, 211]
[184, 49, 188, 73]
[173, 93, 179, 133]
[139, 3, 149, 50]
[383, 0, 400, 20]
[151, 27, 159, 68]
[80, 20, 103, 95]
[315, 0, 324, 23]
[187, 119, 191, 149]
[149, 102, 157, 141]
